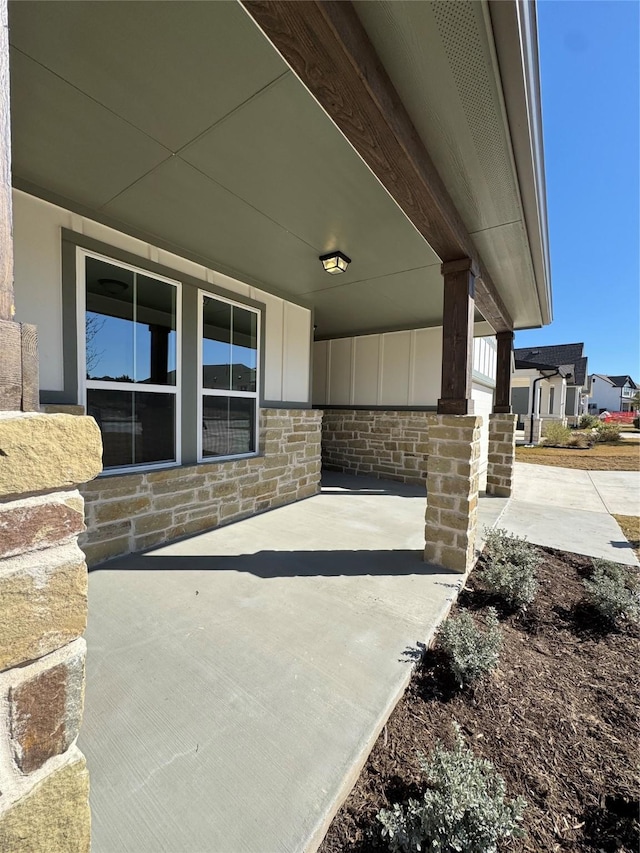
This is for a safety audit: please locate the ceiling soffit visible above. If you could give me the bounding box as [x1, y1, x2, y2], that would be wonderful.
[8, 0, 449, 339]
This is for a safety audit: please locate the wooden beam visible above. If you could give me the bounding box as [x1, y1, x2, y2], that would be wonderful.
[241, 0, 513, 332]
[0, 1, 39, 412]
[493, 330, 514, 413]
[438, 259, 475, 415]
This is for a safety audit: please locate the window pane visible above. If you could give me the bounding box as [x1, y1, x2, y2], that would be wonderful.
[86, 257, 134, 381]
[202, 396, 230, 457]
[202, 297, 231, 390]
[202, 396, 255, 457]
[87, 389, 175, 469]
[135, 275, 177, 385]
[229, 397, 255, 455]
[133, 392, 176, 465]
[87, 389, 134, 468]
[231, 307, 257, 392]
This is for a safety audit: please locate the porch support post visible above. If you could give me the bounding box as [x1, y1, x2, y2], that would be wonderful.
[437, 258, 477, 415]
[486, 329, 516, 497]
[0, 0, 38, 414]
[425, 258, 481, 572]
[424, 414, 482, 573]
[493, 330, 514, 413]
[0, 4, 102, 848]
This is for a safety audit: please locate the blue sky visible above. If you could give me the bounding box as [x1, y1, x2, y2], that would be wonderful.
[515, 0, 640, 378]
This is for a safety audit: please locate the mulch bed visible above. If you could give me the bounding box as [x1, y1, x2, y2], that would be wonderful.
[320, 547, 639, 853]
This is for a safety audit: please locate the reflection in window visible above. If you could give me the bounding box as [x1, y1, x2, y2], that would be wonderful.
[87, 389, 176, 469]
[201, 294, 259, 459]
[84, 254, 179, 471]
[85, 257, 176, 384]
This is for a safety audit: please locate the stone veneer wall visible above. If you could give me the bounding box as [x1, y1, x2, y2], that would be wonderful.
[0, 412, 103, 851]
[321, 409, 434, 484]
[80, 408, 322, 567]
[424, 415, 482, 573]
[486, 414, 517, 497]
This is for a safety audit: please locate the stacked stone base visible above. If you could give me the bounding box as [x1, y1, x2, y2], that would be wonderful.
[424, 415, 481, 573]
[0, 412, 102, 851]
[486, 413, 517, 497]
[321, 409, 433, 484]
[81, 409, 322, 566]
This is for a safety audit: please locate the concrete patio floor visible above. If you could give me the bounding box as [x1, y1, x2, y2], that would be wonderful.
[79, 472, 507, 853]
[497, 462, 639, 566]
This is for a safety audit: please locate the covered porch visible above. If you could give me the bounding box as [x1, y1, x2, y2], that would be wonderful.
[0, 1, 551, 848]
[79, 471, 508, 853]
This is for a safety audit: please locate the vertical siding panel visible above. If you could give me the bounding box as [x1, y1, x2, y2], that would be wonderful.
[353, 335, 380, 405]
[312, 340, 329, 405]
[380, 331, 411, 405]
[412, 327, 443, 405]
[329, 337, 353, 405]
[408, 330, 416, 405]
[282, 302, 311, 402]
[261, 292, 284, 401]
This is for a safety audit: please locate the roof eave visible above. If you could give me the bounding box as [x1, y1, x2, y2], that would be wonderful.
[488, 0, 552, 327]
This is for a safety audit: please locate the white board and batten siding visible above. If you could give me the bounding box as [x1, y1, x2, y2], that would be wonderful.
[313, 330, 497, 489]
[12, 190, 311, 403]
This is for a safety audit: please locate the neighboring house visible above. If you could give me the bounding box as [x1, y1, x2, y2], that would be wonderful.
[588, 375, 639, 414]
[1, 0, 553, 843]
[511, 343, 589, 434]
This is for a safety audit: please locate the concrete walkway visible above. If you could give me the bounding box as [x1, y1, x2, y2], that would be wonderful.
[79, 473, 507, 853]
[496, 462, 639, 567]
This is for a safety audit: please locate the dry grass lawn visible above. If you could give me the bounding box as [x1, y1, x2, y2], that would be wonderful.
[614, 515, 640, 562]
[516, 438, 640, 471]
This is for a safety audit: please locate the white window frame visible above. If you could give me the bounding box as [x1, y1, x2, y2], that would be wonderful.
[197, 288, 260, 463]
[76, 247, 182, 475]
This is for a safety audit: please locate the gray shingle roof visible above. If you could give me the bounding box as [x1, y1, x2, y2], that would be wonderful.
[514, 343, 587, 386]
[607, 375, 638, 388]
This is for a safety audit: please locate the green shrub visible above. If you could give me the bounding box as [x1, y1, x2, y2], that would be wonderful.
[378, 724, 526, 853]
[579, 414, 599, 429]
[436, 609, 502, 686]
[480, 528, 540, 608]
[542, 421, 571, 446]
[594, 421, 621, 443]
[583, 559, 640, 625]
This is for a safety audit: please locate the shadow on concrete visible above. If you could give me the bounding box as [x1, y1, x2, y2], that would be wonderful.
[321, 470, 425, 498]
[90, 547, 461, 578]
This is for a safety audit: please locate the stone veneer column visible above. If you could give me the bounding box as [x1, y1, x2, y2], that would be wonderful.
[486, 413, 517, 497]
[424, 414, 481, 573]
[0, 412, 102, 851]
[530, 416, 544, 445]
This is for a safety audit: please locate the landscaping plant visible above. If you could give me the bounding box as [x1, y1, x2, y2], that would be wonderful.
[436, 609, 502, 687]
[593, 421, 622, 443]
[542, 421, 572, 446]
[480, 528, 540, 608]
[377, 724, 526, 853]
[582, 559, 640, 626]
[567, 431, 592, 448]
[579, 414, 599, 429]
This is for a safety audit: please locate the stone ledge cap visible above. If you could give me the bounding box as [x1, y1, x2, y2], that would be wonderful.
[0, 413, 102, 500]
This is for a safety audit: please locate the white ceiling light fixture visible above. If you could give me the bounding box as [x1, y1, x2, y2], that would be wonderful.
[319, 251, 351, 275]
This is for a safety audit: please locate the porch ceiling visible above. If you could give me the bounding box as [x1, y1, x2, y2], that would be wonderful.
[8, 1, 548, 338]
